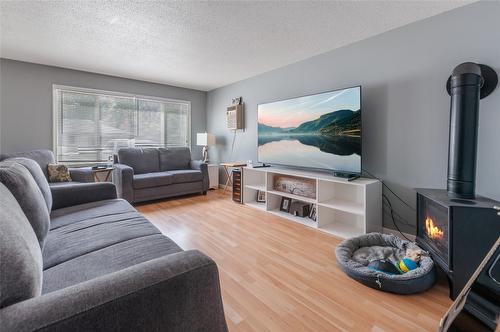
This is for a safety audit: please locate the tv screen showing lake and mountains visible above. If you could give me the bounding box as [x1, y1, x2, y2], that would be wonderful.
[257, 86, 361, 172]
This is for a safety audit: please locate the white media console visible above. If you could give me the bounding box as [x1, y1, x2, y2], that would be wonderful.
[242, 166, 382, 239]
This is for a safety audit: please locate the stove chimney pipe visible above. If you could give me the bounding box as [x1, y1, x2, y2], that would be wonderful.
[446, 62, 497, 199]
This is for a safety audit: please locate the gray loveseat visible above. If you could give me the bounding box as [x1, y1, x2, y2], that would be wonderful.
[0, 158, 227, 331]
[113, 147, 209, 203]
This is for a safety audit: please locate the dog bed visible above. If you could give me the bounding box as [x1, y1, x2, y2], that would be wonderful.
[335, 233, 436, 294]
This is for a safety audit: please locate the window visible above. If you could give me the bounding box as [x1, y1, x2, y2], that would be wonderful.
[53, 85, 190, 164]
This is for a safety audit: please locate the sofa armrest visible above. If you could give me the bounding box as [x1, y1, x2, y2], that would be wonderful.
[68, 167, 94, 183]
[112, 164, 134, 202]
[51, 182, 117, 210]
[190, 160, 209, 191]
[0, 250, 228, 332]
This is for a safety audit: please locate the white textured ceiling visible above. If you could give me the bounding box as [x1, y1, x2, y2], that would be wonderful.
[0, 1, 472, 91]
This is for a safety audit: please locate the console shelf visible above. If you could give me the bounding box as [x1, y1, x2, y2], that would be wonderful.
[242, 166, 381, 239]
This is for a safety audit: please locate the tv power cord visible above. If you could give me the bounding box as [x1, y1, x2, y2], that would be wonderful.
[362, 168, 416, 242]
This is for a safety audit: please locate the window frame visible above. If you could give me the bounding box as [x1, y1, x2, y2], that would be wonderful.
[52, 84, 191, 164]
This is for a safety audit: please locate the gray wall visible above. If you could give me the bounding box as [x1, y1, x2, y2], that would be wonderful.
[0, 59, 207, 156]
[206, 1, 500, 233]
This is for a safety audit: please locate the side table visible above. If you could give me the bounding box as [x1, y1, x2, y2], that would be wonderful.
[91, 167, 113, 182]
[220, 162, 247, 192]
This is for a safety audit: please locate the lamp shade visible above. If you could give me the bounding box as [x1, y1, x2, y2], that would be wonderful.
[196, 133, 215, 146]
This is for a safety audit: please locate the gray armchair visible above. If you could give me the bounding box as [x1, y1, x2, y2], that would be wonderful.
[113, 147, 209, 203]
[0, 149, 94, 183]
[0, 149, 113, 210]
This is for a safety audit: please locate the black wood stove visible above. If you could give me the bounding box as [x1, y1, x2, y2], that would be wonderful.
[415, 62, 499, 300]
[416, 189, 499, 300]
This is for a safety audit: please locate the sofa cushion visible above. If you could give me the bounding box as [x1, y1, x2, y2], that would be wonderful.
[170, 169, 203, 184]
[0, 149, 55, 179]
[0, 183, 43, 308]
[43, 211, 162, 269]
[42, 234, 182, 293]
[159, 147, 192, 171]
[118, 148, 160, 174]
[0, 161, 50, 249]
[7, 157, 52, 212]
[50, 199, 136, 230]
[133, 171, 174, 189]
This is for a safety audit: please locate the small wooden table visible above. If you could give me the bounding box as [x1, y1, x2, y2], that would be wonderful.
[91, 167, 113, 182]
[220, 162, 247, 192]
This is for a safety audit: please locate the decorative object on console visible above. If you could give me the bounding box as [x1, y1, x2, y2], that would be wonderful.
[256, 190, 266, 203]
[273, 175, 316, 199]
[47, 163, 72, 182]
[280, 197, 292, 212]
[309, 205, 317, 221]
[445, 62, 497, 199]
[289, 201, 310, 217]
[196, 132, 216, 163]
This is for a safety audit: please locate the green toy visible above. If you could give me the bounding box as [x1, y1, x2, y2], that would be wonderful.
[395, 258, 418, 273]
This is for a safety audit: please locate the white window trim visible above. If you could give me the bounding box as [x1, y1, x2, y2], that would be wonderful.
[52, 84, 192, 163]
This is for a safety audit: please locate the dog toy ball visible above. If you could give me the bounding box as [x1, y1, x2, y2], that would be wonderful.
[397, 258, 418, 273]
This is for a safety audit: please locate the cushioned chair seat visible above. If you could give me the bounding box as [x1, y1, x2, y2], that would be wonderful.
[170, 170, 203, 184]
[42, 234, 182, 293]
[133, 171, 174, 189]
[49, 181, 85, 188]
[335, 233, 436, 294]
[50, 199, 136, 230]
[43, 211, 161, 270]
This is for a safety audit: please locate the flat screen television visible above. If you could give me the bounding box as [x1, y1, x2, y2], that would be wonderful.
[257, 86, 361, 173]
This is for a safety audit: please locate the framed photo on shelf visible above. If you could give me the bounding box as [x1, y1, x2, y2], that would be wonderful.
[309, 205, 317, 221]
[256, 190, 266, 203]
[280, 197, 292, 212]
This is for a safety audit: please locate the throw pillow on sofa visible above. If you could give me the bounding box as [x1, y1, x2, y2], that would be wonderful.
[48, 163, 72, 182]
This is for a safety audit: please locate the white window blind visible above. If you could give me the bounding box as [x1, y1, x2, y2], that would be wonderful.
[53, 86, 190, 164]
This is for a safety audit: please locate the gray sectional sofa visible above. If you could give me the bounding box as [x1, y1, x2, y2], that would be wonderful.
[0, 156, 227, 331]
[113, 147, 209, 203]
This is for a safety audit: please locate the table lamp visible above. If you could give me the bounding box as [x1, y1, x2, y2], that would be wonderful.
[196, 133, 215, 163]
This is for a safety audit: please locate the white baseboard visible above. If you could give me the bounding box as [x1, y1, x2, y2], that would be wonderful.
[382, 227, 416, 242]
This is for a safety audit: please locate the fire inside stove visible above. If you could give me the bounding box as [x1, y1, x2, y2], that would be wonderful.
[425, 217, 444, 240]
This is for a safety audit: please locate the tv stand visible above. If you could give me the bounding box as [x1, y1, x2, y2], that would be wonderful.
[242, 166, 382, 239]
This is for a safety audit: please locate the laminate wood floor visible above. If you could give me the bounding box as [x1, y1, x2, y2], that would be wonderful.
[136, 190, 452, 332]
